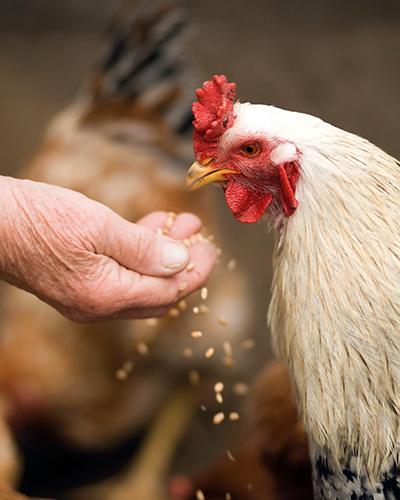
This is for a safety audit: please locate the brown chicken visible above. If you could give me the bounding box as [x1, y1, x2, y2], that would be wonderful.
[0, 7, 252, 499]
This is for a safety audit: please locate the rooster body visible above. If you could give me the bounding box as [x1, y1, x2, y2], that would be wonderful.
[187, 76, 400, 499]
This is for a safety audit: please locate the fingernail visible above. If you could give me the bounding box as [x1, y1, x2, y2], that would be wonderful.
[163, 242, 189, 269]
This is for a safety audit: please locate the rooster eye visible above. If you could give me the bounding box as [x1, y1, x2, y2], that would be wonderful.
[241, 144, 259, 156]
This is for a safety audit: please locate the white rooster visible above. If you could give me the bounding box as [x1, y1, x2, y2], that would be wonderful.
[187, 75, 400, 499]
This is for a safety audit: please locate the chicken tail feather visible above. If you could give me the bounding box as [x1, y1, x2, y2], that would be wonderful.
[82, 0, 195, 136]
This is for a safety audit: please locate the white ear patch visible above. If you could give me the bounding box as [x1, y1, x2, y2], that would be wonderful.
[270, 143, 298, 165]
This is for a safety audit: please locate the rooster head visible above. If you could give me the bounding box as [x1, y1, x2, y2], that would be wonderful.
[187, 76, 300, 223]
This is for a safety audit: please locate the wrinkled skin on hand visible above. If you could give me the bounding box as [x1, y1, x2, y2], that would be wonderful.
[0, 177, 218, 322]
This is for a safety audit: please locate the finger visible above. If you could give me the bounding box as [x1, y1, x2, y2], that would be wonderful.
[99, 238, 218, 320]
[104, 216, 190, 277]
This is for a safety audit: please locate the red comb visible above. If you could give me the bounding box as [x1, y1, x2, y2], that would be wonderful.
[192, 75, 236, 161]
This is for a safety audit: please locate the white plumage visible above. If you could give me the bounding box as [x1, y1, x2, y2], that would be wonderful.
[188, 80, 400, 497]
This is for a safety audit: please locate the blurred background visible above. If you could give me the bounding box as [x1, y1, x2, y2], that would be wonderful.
[0, 0, 400, 497]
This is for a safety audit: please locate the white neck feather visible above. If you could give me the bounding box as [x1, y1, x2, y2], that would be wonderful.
[267, 122, 400, 478]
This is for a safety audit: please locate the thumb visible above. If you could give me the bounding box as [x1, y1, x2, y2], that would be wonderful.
[104, 217, 190, 277]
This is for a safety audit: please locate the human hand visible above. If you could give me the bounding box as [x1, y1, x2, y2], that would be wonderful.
[0, 177, 218, 322]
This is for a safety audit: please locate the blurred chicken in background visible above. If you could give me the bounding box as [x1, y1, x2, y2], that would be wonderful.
[0, 2, 254, 498]
[171, 360, 312, 500]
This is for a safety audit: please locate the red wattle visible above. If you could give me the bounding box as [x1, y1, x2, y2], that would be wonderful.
[224, 181, 272, 224]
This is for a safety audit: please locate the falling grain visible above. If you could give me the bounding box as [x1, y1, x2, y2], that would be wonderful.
[213, 412, 225, 425]
[242, 339, 255, 349]
[146, 318, 159, 327]
[223, 341, 232, 357]
[192, 306, 200, 314]
[178, 300, 187, 310]
[222, 356, 234, 368]
[189, 370, 200, 386]
[216, 392, 223, 404]
[199, 304, 210, 315]
[205, 347, 214, 358]
[182, 347, 194, 358]
[233, 382, 250, 396]
[218, 316, 228, 326]
[229, 412, 240, 421]
[226, 493, 232, 500]
[168, 308, 180, 317]
[191, 331, 202, 338]
[200, 405, 207, 412]
[214, 382, 224, 393]
[137, 342, 149, 356]
[196, 490, 205, 500]
[226, 450, 236, 462]
[227, 258, 237, 271]
[122, 360, 134, 372]
[115, 369, 128, 381]
[200, 287, 208, 300]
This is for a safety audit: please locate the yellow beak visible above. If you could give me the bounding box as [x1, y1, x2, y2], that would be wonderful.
[186, 159, 239, 191]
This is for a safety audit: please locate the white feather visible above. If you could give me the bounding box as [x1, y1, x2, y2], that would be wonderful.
[228, 102, 400, 478]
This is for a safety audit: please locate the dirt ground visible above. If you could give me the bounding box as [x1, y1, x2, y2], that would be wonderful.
[1, 0, 400, 496]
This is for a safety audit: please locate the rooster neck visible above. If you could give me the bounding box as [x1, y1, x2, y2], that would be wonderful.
[267, 129, 400, 480]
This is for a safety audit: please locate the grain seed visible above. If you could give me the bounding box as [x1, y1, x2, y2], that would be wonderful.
[222, 341, 232, 356]
[226, 493, 232, 500]
[146, 318, 159, 327]
[189, 370, 200, 386]
[233, 382, 250, 396]
[242, 339, 255, 349]
[214, 382, 224, 393]
[226, 450, 236, 462]
[199, 304, 209, 315]
[122, 360, 134, 372]
[213, 412, 225, 425]
[187, 262, 195, 271]
[205, 347, 214, 358]
[200, 287, 208, 300]
[195, 490, 205, 500]
[178, 300, 187, 310]
[168, 308, 180, 317]
[222, 356, 234, 368]
[191, 331, 202, 338]
[229, 412, 240, 421]
[115, 369, 128, 381]
[227, 258, 237, 271]
[216, 392, 223, 404]
[137, 342, 149, 356]
[179, 282, 188, 291]
[182, 347, 194, 358]
[192, 306, 200, 314]
[218, 316, 228, 326]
